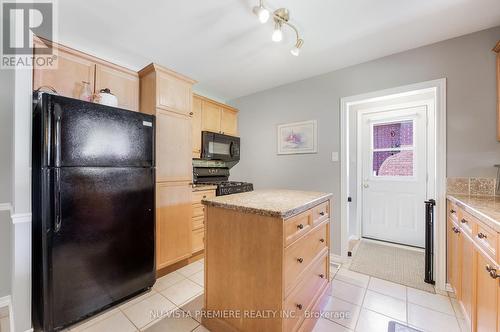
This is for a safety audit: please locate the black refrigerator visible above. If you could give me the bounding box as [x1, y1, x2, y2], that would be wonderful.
[32, 93, 156, 331]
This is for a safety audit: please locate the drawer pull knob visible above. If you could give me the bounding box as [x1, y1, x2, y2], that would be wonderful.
[478, 232, 487, 239]
[490, 270, 499, 279]
[319, 212, 325, 216]
[297, 224, 304, 230]
[297, 257, 304, 263]
[319, 273, 325, 279]
[450, 209, 456, 214]
[452, 227, 460, 234]
[461, 218, 468, 224]
[296, 304, 303, 310]
[486, 264, 493, 272]
[319, 238, 325, 243]
[203, 195, 207, 199]
[189, 112, 194, 116]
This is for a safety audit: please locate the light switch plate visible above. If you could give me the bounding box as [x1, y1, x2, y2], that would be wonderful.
[331, 152, 339, 162]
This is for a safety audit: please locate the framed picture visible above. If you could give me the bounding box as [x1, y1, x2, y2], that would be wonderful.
[277, 120, 317, 155]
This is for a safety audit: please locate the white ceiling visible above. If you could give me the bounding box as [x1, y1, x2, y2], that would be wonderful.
[58, 0, 500, 101]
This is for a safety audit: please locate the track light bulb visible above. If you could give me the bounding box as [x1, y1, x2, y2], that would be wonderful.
[272, 23, 283, 42]
[290, 39, 304, 56]
[253, 5, 270, 24]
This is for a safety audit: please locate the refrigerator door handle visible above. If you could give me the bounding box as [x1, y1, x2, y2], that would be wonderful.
[54, 168, 62, 233]
[53, 103, 62, 167]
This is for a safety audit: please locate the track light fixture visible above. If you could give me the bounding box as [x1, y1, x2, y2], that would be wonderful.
[252, 1, 304, 56]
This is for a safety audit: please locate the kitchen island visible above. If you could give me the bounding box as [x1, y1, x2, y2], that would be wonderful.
[201, 190, 333, 332]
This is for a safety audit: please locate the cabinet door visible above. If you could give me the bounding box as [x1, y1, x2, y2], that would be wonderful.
[192, 96, 202, 157]
[475, 250, 499, 332]
[220, 108, 238, 136]
[156, 110, 192, 182]
[33, 42, 95, 98]
[157, 71, 192, 115]
[460, 233, 473, 324]
[156, 182, 193, 269]
[95, 64, 139, 111]
[201, 101, 221, 133]
[447, 219, 461, 294]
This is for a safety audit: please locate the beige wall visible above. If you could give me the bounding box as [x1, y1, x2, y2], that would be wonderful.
[230, 26, 500, 255]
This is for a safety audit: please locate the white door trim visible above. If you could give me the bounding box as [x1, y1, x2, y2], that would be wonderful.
[340, 78, 447, 290]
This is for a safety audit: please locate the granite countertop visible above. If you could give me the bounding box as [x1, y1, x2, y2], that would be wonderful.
[202, 189, 333, 218]
[447, 194, 500, 232]
[192, 184, 218, 192]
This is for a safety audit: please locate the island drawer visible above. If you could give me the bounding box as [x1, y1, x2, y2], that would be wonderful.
[191, 227, 204, 253]
[474, 222, 497, 261]
[284, 222, 328, 296]
[312, 201, 329, 226]
[284, 210, 313, 246]
[284, 251, 329, 332]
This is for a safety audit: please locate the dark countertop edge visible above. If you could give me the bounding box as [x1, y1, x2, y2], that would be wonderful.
[447, 194, 500, 231]
[202, 193, 333, 219]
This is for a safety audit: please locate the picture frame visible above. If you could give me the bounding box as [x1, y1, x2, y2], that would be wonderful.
[277, 120, 317, 155]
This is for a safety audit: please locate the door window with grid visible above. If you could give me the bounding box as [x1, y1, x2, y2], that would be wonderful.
[371, 120, 414, 177]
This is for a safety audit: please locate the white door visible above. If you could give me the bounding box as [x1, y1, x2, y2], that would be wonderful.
[361, 106, 427, 248]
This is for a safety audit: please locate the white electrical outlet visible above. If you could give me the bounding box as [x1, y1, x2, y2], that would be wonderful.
[331, 152, 339, 162]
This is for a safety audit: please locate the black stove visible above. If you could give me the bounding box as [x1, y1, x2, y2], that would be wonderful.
[193, 166, 253, 196]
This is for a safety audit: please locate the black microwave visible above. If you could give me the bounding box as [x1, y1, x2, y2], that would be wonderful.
[201, 131, 240, 162]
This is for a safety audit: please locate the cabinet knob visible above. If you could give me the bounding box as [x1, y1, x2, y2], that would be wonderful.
[486, 264, 493, 272]
[319, 238, 325, 243]
[319, 211, 325, 216]
[296, 304, 303, 310]
[319, 273, 325, 279]
[461, 218, 468, 224]
[450, 209, 456, 214]
[478, 232, 487, 239]
[452, 227, 460, 234]
[487, 266, 499, 279]
[297, 224, 304, 230]
[297, 257, 304, 263]
[203, 195, 207, 199]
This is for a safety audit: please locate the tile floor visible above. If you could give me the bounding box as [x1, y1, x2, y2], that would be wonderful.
[63, 259, 468, 332]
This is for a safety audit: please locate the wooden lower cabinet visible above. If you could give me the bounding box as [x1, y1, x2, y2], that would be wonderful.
[447, 199, 500, 332]
[475, 250, 499, 332]
[191, 188, 216, 254]
[203, 200, 331, 332]
[156, 182, 193, 270]
[460, 232, 474, 323]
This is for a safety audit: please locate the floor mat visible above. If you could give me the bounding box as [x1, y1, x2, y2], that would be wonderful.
[349, 240, 435, 293]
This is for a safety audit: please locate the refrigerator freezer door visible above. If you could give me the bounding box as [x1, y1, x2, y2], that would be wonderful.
[50, 167, 155, 329]
[45, 94, 155, 167]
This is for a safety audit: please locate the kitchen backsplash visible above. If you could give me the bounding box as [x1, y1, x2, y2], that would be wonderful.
[447, 177, 497, 196]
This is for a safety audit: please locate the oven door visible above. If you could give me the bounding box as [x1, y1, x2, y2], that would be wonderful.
[201, 132, 240, 161]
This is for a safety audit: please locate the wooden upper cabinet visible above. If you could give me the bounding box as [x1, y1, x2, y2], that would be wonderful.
[33, 38, 139, 111]
[475, 249, 499, 332]
[156, 181, 193, 269]
[95, 64, 139, 111]
[201, 100, 222, 133]
[156, 109, 193, 182]
[157, 70, 193, 115]
[221, 108, 238, 136]
[197, 95, 239, 136]
[192, 96, 203, 157]
[33, 40, 95, 98]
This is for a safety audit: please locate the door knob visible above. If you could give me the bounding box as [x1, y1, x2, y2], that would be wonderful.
[363, 184, 369, 188]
